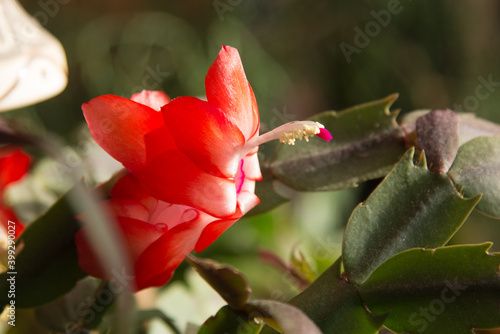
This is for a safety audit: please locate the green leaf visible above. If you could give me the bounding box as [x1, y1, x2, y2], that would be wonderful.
[269, 94, 406, 191]
[247, 300, 323, 334]
[187, 255, 251, 310]
[198, 305, 262, 334]
[272, 257, 385, 334]
[0, 186, 86, 308]
[342, 148, 480, 286]
[448, 136, 500, 219]
[359, 243, 500, 334]
[290, 250, 317, 284]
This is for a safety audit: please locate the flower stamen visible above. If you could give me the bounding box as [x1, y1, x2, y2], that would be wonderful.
[279, 123, 322, 145]
[244, 121, 331, 154]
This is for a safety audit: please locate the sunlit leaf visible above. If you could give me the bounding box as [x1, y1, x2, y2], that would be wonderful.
[270, 94, 406, 191]
[448, 136, 500, 219]
[187, 255, 251, 310]
[359, 243, 500, 334]
[198, 305, 262, 334]
[342, 148, 480, 285]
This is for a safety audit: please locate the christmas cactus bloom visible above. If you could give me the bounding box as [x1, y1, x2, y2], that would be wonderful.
[79, 45, 331, 289]
[0, 147, 30, 238]
[76, 172, 249, 290]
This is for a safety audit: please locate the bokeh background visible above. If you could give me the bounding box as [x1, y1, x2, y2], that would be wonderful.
[4, 0, 500, 332]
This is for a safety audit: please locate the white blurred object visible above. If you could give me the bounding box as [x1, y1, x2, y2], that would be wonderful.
[0, 0, 68, 111]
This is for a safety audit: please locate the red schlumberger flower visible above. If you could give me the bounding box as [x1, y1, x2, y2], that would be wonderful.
[76, 46, 331, 290]
[0, 147, 30, 239]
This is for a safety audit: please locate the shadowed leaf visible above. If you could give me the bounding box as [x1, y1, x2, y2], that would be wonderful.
[270, 94, 406, 191]
[359, 243, 500, 334]
[0, 186, 86, 309]
[263, 257, 385, 334]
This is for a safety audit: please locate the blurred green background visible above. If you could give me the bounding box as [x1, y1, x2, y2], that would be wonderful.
[5, 0, 500, 332]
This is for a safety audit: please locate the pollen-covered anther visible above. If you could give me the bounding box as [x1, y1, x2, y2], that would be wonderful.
[279, 123, 322, 146]
[242, 120, 330, 155]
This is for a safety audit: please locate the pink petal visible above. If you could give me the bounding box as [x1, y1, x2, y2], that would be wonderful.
[106, 199, 150, 222]
[236, 189, 260, 214]
[242, 152, 262, 181]
[162, 96, 245, 178]
[82, 95, 164, 172]
[131, 90, 170, 111]
[205, 45, 260, 141]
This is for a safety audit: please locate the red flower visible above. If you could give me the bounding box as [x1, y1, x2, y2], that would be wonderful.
[76, 172, 248, 290]
[0, 147, 30, 238]
[82, 46, 261, 218]
[77, 46, 331, 290]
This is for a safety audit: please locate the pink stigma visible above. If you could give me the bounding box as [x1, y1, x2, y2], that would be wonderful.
[317, 127, 332, 142]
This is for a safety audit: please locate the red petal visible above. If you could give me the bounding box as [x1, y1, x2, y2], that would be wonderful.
[0, 206, 24, 238]
[131, 90, 170, 111]
[134, 218, 205, 290]
[134, 149, 238, 218]
[162, 96, 245, 178]
[111, 173, 157, 212]
[82, 95, 164, 171]
[0, 148, 30, 189]
[205, 46, 260, 140]
[194, 189, 259, 253]
[143, 125, 177, 166]
[194, 218, 237, 253]
[75, 216, 163, 280]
